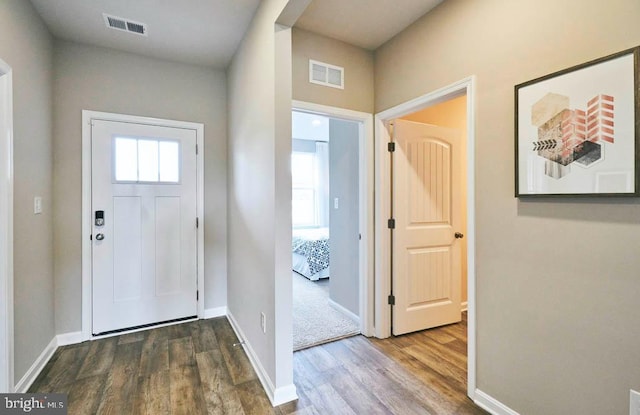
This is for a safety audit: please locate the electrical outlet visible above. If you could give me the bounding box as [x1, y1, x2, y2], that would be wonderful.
[631, 389, 640, 415]
[260, 312, 266, 334]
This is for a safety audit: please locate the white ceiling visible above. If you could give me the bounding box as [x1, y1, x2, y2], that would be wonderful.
[29, 0, 444, 68]
[295, 0, 445, 50]
[29, 0, 262, 68]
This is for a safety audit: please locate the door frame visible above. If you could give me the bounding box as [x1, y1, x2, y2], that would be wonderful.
[374, 76, 477, 398]
[81, 110, 205, 341]
[292, 100, 374, 336]
[0, 58, 14, 392]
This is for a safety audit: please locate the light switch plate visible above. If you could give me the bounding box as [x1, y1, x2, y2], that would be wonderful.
[334, 198, 339, 209]
[34, 196, 42, 214]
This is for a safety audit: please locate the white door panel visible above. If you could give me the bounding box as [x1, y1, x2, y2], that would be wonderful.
[112, 196, 142, 302]
[392, 120, 462, 335]
[91, 120, 197, 335]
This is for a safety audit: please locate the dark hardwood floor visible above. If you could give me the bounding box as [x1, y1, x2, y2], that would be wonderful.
[29, 314, 486, 414]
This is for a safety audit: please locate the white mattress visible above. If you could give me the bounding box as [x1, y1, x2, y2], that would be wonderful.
[293, 252, 330, 281]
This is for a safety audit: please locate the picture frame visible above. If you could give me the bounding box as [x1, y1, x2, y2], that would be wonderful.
[515, 46, 640, 197]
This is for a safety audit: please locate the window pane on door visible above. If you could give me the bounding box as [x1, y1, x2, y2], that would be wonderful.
[138, 139, 159, 182]
[113, 137, 181, 183]
[159, 141, 180, 182]
[114, 137, 138, 181]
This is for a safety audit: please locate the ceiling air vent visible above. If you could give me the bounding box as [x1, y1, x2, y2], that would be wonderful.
[309, 60, 344, 90]
[103, 13, 148, 36]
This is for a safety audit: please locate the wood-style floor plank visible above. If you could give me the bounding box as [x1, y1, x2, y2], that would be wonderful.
[95, 341, 142, 415]
[29, 343, 90, 393]
[196, 349, 245, 415]
[134, 370, 171, 415]
[77, 337, 117, 379]
[168, 337, 208, 415]
[301, 381, 358, 415]
[66, 374, 106, 415]
[29, 314, 486, 415]
[236, 379, 279, 414]
[191, 319, 220, 354]
[211, 317, 257, 386]
[117, 330, 146, 345]
[325, 367, 393, 415]
[138, 329, 169, 377]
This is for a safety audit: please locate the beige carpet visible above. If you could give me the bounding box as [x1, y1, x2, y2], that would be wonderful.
[292, 272, 359, 351]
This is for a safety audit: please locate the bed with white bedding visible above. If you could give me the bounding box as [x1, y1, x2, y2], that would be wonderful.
[292, 227, 330, 281]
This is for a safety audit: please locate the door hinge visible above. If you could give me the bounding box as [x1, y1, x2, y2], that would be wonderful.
[197, 290, 199, 301]
[196, 217, 199, 228]
[388, 294, 395, 305]
[388, 142, 395, 152]
[388, 218, 395, 229]
[196, 144, 198, 155]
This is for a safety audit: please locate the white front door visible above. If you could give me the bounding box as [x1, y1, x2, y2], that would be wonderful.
[392, 119, 462, 335]
[91, 120, 198, 335]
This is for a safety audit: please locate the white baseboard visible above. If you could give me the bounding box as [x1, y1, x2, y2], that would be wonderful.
[56, 331, 83, 347]
[273, 383, 298, 406]
[14, 337, 57, 393]
[328, 299, 360, 324]
[204, 306, 227, 319]
[461, 301, 468, 312]
[474, 389, 520, 415]
[226, 311, 298, 407]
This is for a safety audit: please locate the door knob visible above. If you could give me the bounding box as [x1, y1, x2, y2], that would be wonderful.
[95, 233, 105, 241]
[455, 232, 464, 239]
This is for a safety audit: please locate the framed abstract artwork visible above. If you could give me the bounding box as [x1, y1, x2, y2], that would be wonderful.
[515, 46, 640, 197]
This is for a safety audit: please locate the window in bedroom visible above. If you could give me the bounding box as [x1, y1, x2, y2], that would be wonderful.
[292, 151, 317, 227]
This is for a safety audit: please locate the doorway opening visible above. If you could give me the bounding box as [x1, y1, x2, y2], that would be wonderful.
[291, 110, 359, 350]
[0, 59, 14, 393]
[391, 95, 468, 335]
[374, 77, 477, 398]
[291, 101, 374, 351]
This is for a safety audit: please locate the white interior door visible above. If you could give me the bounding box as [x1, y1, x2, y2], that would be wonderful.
[91, 120, 197, 335]
[392, 119, 462, 335]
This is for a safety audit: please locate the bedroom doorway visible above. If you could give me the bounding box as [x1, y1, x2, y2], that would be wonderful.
[374, 76, 477, 397]
[391, 101, 467, 335]
[290, 102, 374, 351]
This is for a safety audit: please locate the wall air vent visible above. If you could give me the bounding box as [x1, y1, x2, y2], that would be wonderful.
[309, 59, 344, 90]
[103, 13, 148, 36]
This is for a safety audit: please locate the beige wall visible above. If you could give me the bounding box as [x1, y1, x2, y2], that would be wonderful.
[376, 0, 640, 413]
[52, 41, 228, 333]
[227, 0, 296, 397]
[401, 95, 468, 304]
[0, 0, 55, 385]
[292, 28, 374, 113]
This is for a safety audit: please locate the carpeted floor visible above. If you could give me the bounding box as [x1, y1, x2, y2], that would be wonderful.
[292, 272, 360, 351]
